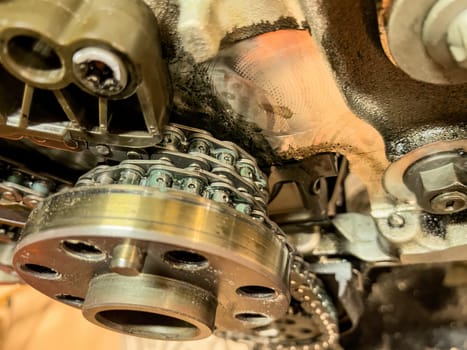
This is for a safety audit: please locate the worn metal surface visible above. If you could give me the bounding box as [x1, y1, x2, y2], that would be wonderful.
[220, 257, 341, 350]
[13, 185, 291, 336]
[345, 264, 467, 350]
[0, 0, 170, 148]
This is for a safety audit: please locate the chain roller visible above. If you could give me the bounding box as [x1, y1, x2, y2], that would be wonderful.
[0, 159, 68, 213]
[77, 123, 270, 222]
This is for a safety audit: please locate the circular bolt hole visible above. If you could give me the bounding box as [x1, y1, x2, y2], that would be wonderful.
[300, 328, 313, 334]
[96, 310, 199, 340]
[55, 294, 84, 307]
[237, 285, 276, 299]
[235, 312, 271, 325]
[284, 318, 296, 325]
[7, 35, 61, 71]
[20, 263, 59, 279]
[164, 250, 208, 270]
[62, 240, 105, 260]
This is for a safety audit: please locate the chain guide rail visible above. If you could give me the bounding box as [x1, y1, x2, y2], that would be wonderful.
[220, 256, 341, 350]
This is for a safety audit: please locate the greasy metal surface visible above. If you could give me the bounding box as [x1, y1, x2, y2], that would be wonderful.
[403, 150, 467, 214]
[0, 0, 170, 147]
[83, 273, 217, 340]
[345, 264, 467, 350]
[384, 140, 466, 204]
[300, 0, 467, 160]
[220, 257, 341, 350]
[13, 185, 291, 334]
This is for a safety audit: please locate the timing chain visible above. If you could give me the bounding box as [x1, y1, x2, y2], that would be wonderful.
[220, 256, 341, 350]
[0, 157, 69, 231]
[75, 124, 340, 348]
[77, 123, 274, 227]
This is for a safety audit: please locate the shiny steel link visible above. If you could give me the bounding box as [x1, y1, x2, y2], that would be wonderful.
[76, 123, 270, 224]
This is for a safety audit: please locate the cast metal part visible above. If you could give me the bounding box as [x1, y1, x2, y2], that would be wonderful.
[380, 0, 467, 84]
[0, 0, 170, 148]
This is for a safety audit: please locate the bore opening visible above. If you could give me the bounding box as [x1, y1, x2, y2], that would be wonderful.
[237, 285, 276, 299]
[7, 36, 61, 71]
[235, 312, 271, 324]
[20, 263, 59, 278]
[62, 240, 104, 260]
[55, 294, 84, 307]
[164, 250, 208, 270]
[96, 310, 199, 340]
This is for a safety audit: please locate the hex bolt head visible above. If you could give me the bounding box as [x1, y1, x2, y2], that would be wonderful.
[404, 151, 467, 214]
[72, 47, 128, 97]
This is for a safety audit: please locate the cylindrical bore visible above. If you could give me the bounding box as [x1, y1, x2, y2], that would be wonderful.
[82, 273, 217, 340]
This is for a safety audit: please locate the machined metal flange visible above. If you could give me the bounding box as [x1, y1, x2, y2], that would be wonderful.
[82, 273, 217, 340]
[13, 185, 292, 339]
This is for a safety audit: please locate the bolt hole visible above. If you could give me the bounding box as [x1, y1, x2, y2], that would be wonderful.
[55, 294, 84, 307]
[312, 178, 322, 194]
[284, 318, 296, 325]
[236, 285, 276, 299]
[20, 263, 59, 278]
[7, 35, 62, 71]
[235, 313, 271, 325]
[62, 240, 105, 260]
[164, 250, 209, 270]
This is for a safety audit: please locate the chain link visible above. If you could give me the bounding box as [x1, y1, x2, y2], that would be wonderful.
[77, 123, 271, 224]
[76, 124, 339, 348]
[0, 159, 69, 227]
[219, 256, 341, 350]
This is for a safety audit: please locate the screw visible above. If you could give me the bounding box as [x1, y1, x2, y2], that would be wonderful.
[387, 213, 405, 228]
[430, 191, 467, 213]
[72, 47, 128, 96]
[447, 9, 467, 69]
